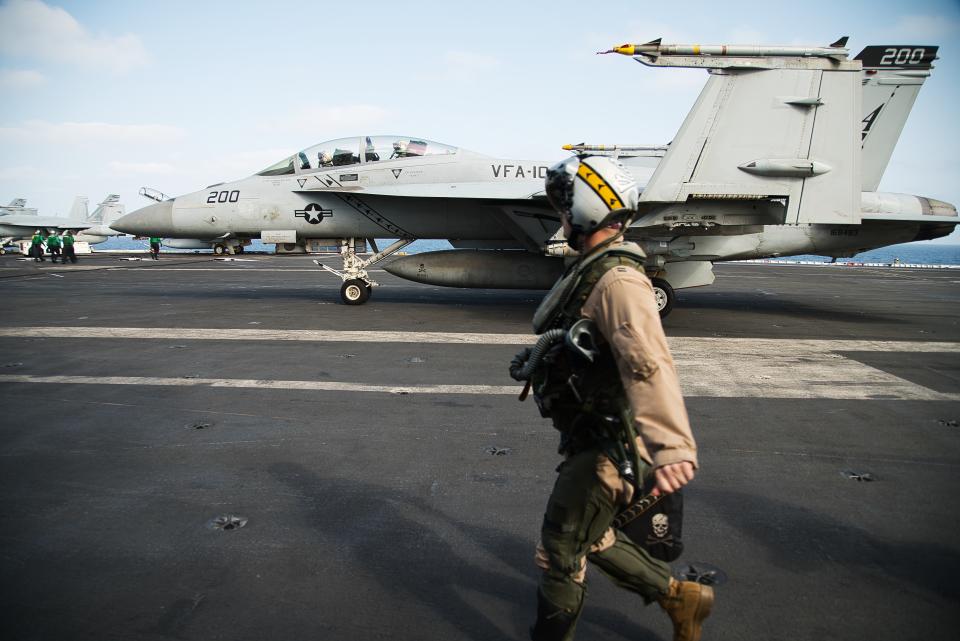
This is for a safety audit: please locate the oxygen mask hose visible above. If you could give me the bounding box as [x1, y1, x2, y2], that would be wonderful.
[509, 329, 566, 382]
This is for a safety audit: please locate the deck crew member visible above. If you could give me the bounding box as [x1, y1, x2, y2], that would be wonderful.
[46, 231, 62, 263]
[62, 230, 77, 263]
[30, 230, 45, 262]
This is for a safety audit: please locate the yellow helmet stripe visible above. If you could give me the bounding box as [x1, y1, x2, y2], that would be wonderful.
[576, 162, 624, 211]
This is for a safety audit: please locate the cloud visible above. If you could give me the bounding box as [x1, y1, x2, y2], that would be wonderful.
[0, 68, 45, 88]
[0, 0, 147, 72]
[0, 165, 42, 180]
[258, 105, 390, 136]
[893, 14, 960, 40]
[107, 161, 177, 175]
[442, 51, 500, 71]
[0, 120, 185, 145]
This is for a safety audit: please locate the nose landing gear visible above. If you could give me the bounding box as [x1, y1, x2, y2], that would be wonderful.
[315, 237, 414, 305]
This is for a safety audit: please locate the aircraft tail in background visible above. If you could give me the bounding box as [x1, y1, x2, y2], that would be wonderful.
[68, 196, 89, 221]
[87, 194, 125, 226]
[856, 45, 938, 191]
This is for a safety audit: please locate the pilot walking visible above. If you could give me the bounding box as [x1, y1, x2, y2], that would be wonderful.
[30, 230, 45, 262]
[149, 236, 161, 260]
[46, 231, 62, 263]
[62, 231, 77, 264]
[510, 156, 713, 641]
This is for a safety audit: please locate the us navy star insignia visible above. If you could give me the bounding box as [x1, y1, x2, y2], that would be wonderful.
[294, 203, 333, 224]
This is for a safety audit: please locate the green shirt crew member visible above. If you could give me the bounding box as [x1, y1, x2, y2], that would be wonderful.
[62, 231, 77, 263]
[513, 156, 713, 641]
[30, 230, 45, 261]
[149, 237, 162, 259]
[46, 232, 62, 263]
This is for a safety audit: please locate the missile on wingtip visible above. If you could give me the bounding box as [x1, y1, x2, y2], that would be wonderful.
[598, 37, 849, 59]
[563, 143, 669, 154]
[385, 250, 565, 290]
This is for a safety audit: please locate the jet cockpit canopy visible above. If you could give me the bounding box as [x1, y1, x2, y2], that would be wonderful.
[257, 136, 459, 176]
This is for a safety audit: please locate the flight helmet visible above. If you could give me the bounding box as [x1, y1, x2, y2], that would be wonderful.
[545, 155, 639, 249]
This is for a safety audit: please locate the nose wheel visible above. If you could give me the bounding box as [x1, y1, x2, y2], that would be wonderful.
[340, 279, 371, 305]
[315, 237, 414, 305]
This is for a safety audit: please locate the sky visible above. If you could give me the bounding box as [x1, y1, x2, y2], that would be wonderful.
[1, 0, 958, 241]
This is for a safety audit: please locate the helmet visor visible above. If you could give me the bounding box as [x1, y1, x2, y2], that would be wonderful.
[545, 159, 577, 216]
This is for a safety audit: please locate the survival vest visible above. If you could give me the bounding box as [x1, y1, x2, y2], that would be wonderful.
[529, 243, 648, 460]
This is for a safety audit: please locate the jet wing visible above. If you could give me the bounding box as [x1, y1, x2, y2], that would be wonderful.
[0, 215, 92, 230]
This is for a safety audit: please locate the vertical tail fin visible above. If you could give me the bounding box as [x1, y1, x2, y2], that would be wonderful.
[630, 43, 862, 226]
[68, 196, 89, 220]
[87, 194, 125, 225]
[856, 45, 938, 191]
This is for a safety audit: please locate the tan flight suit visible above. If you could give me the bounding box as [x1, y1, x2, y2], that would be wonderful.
[530, 243, 698, 640]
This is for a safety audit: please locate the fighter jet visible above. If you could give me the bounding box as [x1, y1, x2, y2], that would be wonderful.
[113, 136, 559, 302]
[113, 41, 957, 314]
[0, 194, 126, 253]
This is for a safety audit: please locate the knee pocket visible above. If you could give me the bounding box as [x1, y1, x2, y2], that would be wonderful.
[542, 497, 616, 575]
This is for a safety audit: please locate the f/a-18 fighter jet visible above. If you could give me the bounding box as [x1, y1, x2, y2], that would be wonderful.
[113, 39, 957, 314]
[114, 136, 560, 303]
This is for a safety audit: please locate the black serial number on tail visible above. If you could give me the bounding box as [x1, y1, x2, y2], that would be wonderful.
[855, 46, 938, 69]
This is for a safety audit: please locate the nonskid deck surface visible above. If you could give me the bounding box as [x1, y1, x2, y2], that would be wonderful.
[1, 253, 957, 641]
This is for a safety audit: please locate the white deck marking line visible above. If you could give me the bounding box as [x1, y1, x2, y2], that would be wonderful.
[1, 326, 959, 351]
[0, 326, 532, 344]
[101, 268, 388, 272]
[0, 375, 517, 396]
[0, 373, 955, 400]
[0, 267, 386, 273]
[0, 328, 957, 400]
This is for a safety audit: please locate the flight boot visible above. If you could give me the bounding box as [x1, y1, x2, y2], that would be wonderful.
[658, 578, 714, 641]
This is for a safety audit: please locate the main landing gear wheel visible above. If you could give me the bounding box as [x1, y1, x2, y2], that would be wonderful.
[341, 279, 370, 305]
[651, 278, 675, 318]
[213, 244, 226, 255]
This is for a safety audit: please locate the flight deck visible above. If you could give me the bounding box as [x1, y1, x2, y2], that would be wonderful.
[0, 254, 957, 641]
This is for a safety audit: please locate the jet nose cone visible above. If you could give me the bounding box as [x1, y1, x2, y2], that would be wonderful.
[113, 201, 174, 236]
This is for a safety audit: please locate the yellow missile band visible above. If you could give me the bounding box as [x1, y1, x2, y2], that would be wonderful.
[612, 44, 635, 56]
[577, 162, 623, 211]
[692, 44, 700, 54]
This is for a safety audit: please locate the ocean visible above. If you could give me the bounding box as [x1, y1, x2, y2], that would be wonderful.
[94, 237, 960, 267]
